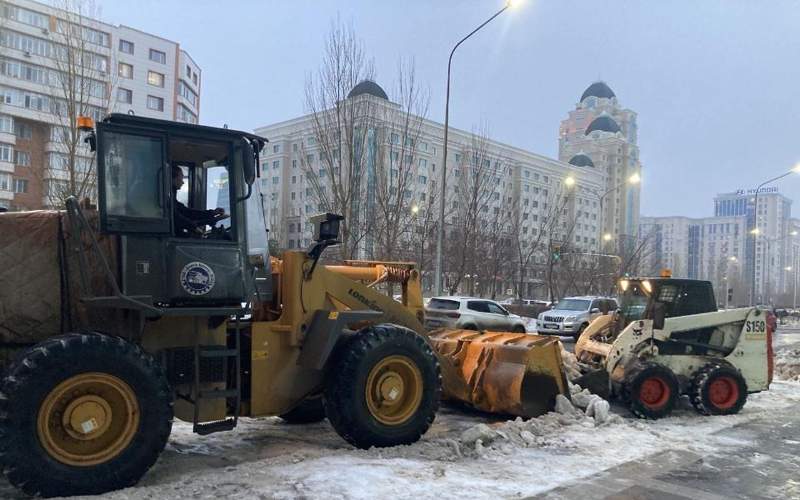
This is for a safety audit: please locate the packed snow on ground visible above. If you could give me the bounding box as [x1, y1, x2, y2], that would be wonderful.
[1, 333, 797, 499]
[41, 383, 797, 499]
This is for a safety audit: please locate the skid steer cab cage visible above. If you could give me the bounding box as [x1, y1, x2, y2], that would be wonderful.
[71, 113, 268, 319]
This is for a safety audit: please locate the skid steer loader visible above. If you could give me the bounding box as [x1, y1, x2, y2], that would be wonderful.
[0, 114, 444, 497]
[574, 275, 774, 419]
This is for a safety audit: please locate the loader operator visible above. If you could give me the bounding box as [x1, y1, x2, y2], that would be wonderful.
[172, 165, 227, 236]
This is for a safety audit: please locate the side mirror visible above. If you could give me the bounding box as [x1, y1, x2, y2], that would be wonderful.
[241, 138, 256, 186]
[652, 302, 666, 330]
[590, 307, 600, 313]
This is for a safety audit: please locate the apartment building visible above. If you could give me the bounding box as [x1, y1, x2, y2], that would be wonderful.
[0, 0, 201, 210]
[254, 80, 604, 294]
[641, 189, 795, 305]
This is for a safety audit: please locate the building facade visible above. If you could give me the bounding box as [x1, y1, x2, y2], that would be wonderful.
[0, 0, 201, 210]
[641, 189, 795, 306]
[254, 80, 604, 296]
[559, 82, 642, 245]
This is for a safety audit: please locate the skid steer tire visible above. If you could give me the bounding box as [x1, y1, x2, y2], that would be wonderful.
[323, 324, 441, 449]
[623, 363, 679, 419]
[690, 363, 747, 416]
[0, 333, 173, 497]
[279, 396, 326, 424]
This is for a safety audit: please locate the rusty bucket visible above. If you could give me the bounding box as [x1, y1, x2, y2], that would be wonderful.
[428, 329, 570, 418]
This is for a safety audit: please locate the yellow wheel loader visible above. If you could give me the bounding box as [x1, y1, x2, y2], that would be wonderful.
[0, 115, 444, 497]
[574, 277, 774, 419]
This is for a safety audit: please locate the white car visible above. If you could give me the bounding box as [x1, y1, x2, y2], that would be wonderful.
[424, 296, 527, 333]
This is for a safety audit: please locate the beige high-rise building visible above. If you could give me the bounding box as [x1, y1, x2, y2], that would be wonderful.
[559, 82, 642, 245]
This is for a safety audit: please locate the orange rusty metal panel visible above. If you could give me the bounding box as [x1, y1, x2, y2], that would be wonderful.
[428, 329, 570, 418]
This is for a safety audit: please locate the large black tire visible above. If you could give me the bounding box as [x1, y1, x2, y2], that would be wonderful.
[573, 323, 588, 341]
[512, 324, 527, 334]
[279, 396, 326, 424]
[323, 324, 441, 449]
[0, 333, 173, 497]
[690, 363, 748, 416]
[623, 363, 679, 419]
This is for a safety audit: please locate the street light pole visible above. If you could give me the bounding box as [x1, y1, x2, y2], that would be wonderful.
[595, 172, 640, 251]
[435, 2, 512, 296]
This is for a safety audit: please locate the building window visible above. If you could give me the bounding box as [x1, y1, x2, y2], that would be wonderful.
[146, 95, 164, 111]
[13, 122, 32, 139]
[273, 144, 280, 153]
[14, 150, 30, 166]
[147, 71, 165, 87]
[0, 114, 12, 134]
[13, 178, 27, 193]
[177, 104, 197, 124]
[119, 39, 134, 54]
[0, 143, 13, 162]
[272, 160, 280, 169]
[118, 62, 133, 79]
[117, 88, 133, 104]
[186, 64, 191, 77]
[149, 49, 166, 64]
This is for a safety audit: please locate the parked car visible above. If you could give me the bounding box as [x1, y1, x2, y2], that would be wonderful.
[425, 296, 527, 333]
[537, 296, 618, 339]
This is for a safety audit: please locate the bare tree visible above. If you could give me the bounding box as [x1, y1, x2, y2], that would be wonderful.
[301, 17, 376, 260]
[444, 128, 495, 295]
[371, 58, 430, 263]
[38, 0, 114, 208]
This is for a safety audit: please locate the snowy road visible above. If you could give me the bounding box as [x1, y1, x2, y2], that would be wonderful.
[1, 332, 798, 500]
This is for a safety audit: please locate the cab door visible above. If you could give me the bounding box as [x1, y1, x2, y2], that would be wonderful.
[96, 123, 170, 301]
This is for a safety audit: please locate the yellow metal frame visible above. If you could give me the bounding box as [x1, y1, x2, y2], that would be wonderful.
[248, 252, 426, 417]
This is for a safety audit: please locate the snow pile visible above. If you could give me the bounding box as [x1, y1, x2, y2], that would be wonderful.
[456, 383, 619, 458]
[775, 345, 800, 382]
[560, 345, 583, 381]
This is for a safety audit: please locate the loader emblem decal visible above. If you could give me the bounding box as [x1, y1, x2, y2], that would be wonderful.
[180, 262, 216, 295]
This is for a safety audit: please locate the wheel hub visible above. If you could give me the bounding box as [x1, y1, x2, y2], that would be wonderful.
[365, 355, 423, 425]
[63, 395, 112, 440]
[639, 377, 670, 408]
[37, 372, 140, 467]
[708, 376, 738, 409]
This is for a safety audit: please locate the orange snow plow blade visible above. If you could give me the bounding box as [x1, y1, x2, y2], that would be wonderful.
[428, 329, 570, 418]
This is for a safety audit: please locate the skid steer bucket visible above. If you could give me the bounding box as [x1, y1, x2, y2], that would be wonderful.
[428, 329, 570, 418]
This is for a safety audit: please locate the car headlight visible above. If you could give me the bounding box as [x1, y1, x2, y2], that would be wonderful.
[564, 316, 575, 323]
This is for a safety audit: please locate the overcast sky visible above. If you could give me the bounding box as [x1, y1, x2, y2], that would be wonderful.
[94, 0, 800, 218]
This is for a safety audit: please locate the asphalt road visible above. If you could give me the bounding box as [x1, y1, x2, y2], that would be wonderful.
[534, 402, 800, 500]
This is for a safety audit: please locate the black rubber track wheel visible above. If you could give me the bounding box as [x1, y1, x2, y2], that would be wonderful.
[323, 324, 441, 449]
[0, 333, 173, 497]
[279, 396, 326, 424]
[623, 362, 680, 419]
[690, 363, 748, 416]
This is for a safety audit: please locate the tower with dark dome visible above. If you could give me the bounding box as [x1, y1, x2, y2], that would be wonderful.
[559, 82, 642, 245]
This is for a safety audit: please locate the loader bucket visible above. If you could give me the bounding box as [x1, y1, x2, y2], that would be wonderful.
[428, 329, 570, 418]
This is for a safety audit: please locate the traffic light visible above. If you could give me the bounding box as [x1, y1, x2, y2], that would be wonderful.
[552, 244, 562, 262]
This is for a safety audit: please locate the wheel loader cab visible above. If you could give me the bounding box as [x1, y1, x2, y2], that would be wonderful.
[94, 114, 263, 309]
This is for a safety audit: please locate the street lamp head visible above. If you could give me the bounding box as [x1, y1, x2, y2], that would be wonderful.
[750, 228, 760, 236]
[411, 204, 419, 214]
[506, 0, 524, 8]
[792, 162, 800, 174]
[791, 230, 798, 236]
[729, 256, 738, 262]
[564, 176, 576, 188]
[603, 233, 613, 242]
[786, 266, 793, 271]
[628, 172, 641, 185]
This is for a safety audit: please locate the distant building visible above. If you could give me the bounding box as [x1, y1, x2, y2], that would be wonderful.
[641, 189, 795, 305]
[559, 82, 642, 243]
[0, 0, 201, 210]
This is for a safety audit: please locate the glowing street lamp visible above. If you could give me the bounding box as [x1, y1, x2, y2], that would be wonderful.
[564, 176, 576, 188]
